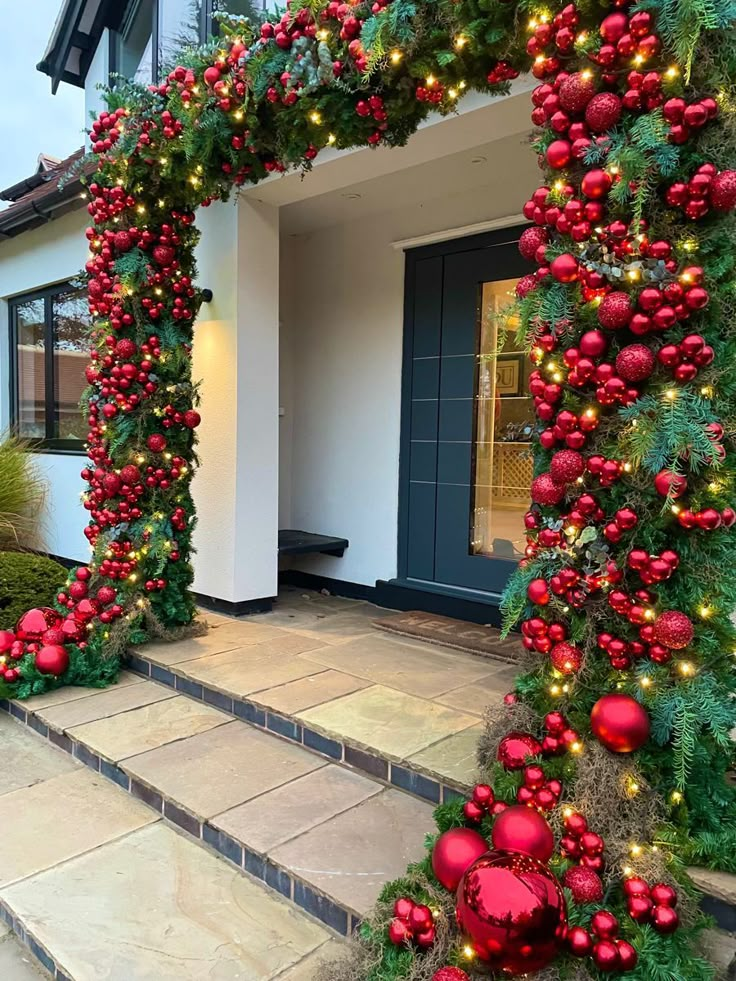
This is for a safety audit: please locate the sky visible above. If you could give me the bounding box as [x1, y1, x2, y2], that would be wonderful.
[0, 0, 85, 194]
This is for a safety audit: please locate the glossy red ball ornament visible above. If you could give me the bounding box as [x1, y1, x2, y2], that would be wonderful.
[654, 470, 687, 498]
[432, 970, 469, 981]
[34, 645, 70, 677]
[519, 226, 548, 262]
[585, 92, 622, 132]
[600, 11, 629, 41]
[624, 876, 650, 898]
[491, 805, 554, 862]
[455, 850, 567, 972]
[579, 329, 608, 358]
[567, 926, 594, 957]
[564, 866, 603, 903]
[710, 170, 736, 211]
[651, 882, 678, 907]
[547, 140, 572, 169]
[0, 630, 15, 653]
[581, 169, 613, 199]
[388, 918, 411, 945]
[183, 409, 201, 429]
[15, 608, 63, 642]
[653, 610, 694, 649]
[528, 578, 550, 604]
[617, 940, 638, 970]
[532, 473, 566, 506]
[498, 732, 543, 770]
[652, 905, 680, 934]
[593, 940, 620, 971]
[598, 291, 632, 329]
[550, 641, 583, 674]
[591, 694, 650, 753]
[550, 253, 580, 283]
[616, 344, 655, 382]
[431, 828, 488, 891]
[550, 450, 585, 484]
[559, 72, 597, 113]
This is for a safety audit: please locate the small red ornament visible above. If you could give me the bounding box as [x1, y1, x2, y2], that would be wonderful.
[581, 169, 613, 199]
[517, 274, 538, 298]
[585, 92, 622, 132]
[650, 882, 678, 907]
[616, 343, 655, 382]
[532, 473, 565, 506]
[710, 170, 736, 211]
[431, 828, 488, 891]
[528, 578, 551, 604]
[598, 291, 633, 329]
[563, 866, 603, 903]
[591, 694, 650, 753]
[15, 608, 63, 642]
[432, 970, 469, 981]
[152, 244, 176, 267]
[547, 140, 572, 169]
[550, 253, 580, 283]
[183, 409, 201, 429]
[567, 925, 594, 957]
[498, 731, 543, 769]
[654, 469, 687, 498]
[455, 850, 567, 972]
[617, 940, 638, 970]
[559, 72, 597, 113]
[147, 433, 168, 453]
[579, 329, 608, 357]
[653, 610, 694, 649]
[491, 804, 554, 862]
[652, 905, 680, 933]
[34, 645, 70, 677]
[593, 939, 621, 971]
[550, 450, 585, 485]
[550, 641, 583, 674]
[519, 226, 548, 262]
[0, 630, 15, 652]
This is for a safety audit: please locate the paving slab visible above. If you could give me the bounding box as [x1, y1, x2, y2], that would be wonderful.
[67, 695, 229, 762]
[299, 632, 498, 698]
[274, 939, 349, 979]
[0, 934, 46, 979]
[213, 764, 381, 854]
[250, 669, 372, 715]
[35, 680, 176, 732]
[15, 671, 143, 712]
[124, 722, 326, 820]
[408, 723, 484, 787]
[247, 633, 331, 657]
[0, 716, 78, 797]
[1, 823, 330, 981]
[177, 647, 326, 697]
[298, 685, 477, 760]
[270, 788, 435, 916]
[434, 674, 511, 715]
[0, 768, 156, 887]
[286, 608, 381, 644]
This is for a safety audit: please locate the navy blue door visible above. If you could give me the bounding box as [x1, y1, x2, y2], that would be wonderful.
[399, 227, 532, 599]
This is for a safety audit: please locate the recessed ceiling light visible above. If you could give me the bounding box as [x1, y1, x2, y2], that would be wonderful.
[471, 155, 488, 164]
[341, 192, 362, 200]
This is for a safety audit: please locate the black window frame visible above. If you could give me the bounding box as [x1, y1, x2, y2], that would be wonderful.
[8, 282, 89, 455]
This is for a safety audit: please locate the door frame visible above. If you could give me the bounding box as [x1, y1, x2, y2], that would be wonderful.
[396, 222, 530, 604]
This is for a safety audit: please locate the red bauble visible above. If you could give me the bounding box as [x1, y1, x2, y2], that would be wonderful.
[564, 866, 603, 903]
[550, 450, 585, 484]
[579, 329, 608, 357]
[0, 630, 15, 652]
[654, 470, 687, 498]
[550, 641, 583, 674]
[616, 344, 655, 382]
[591, 694, 650, 753]
[593, 940, 620, 971]
[519, 226, 548, 262]
[559, 72, 597, 113]
[152, 244, 176, 267]
[431, 828, 488, 891]
[547, 140, 572, 169]
[598, 291, 633, 329]
[498, 732, 543, 769]
[550, 253, 579, 283]
[147, 433, 168, 453]
[183, 409, 201, 429]
[710, 170, 736, 211]
[585, 93, 622, 133]
[532, 473, 566, 506]
[15, 608, 63, 642]
[516, 274, 538, 299]
[491, 805, 554, 862]
[34, 645, 70, 676]
[455, 850, 567, 972]
[581, 169, 613, 199]
[653, 610, 694, 649]
[567, 925, 594, 957]
[528, 578, 551, 604]
[120, 464, 141, 486]
[617, 940, 638, 970]
[650, 882, 678, 907]
[652, 905, 680, 934]
[432, 970, 469, 981]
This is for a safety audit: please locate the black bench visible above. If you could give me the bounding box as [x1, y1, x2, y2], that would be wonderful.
[278, 529, 349, 558]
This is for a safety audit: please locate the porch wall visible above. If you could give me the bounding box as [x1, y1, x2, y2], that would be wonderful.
[278, 139, 538, 588]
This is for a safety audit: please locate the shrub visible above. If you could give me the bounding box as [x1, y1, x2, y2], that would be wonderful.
[0, 436, 47, 551]
[0, 552, 68, 631]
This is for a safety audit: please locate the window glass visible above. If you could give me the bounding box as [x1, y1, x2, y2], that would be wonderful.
[53, 287, 88, 442]
[159, 0, 203, 69]
[15, 298, 46, 439]
[212, 0, 262, 30]
[116, 0, 155, 84]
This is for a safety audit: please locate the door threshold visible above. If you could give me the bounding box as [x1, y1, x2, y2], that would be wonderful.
[374, 577, 505, 627]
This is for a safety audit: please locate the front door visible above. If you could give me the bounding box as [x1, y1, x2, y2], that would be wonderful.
[399, 226, 533, 600]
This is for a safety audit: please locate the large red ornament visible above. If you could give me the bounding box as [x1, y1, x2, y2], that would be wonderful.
[581, 169, 613, 199]
[654, 470, 687, 498]
[653, 611, 694, 649]
[598, 291, 633, 329]
[550, 253, 580, 283]
[559, 72, 597, 113]
[147, 433, 168, 453]
[519, 226, 548, 261]
[564, 866, 603, 903]
[498, 731, 543, 769]
[710, 170, 736, 211]
[585, 92, 622, 132]
[152, 244, 176, 267]
[15, 608, 63, 642]
[34, 645, 70, 677]
[550, 641, 583, 674]
[591, 694, 650, 753]
[456, 850, 567, 972]
[491, 804, 554, 862]
[431, 828, 488, 891]
[616, 344, 655, 382]
[532, 473, 566, 505]
[550, 450, 585, 485]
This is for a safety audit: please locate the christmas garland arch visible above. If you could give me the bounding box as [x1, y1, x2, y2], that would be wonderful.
[2, 0, 736, 976]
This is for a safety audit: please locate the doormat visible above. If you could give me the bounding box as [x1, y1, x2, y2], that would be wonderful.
[373, 611, 520, 663]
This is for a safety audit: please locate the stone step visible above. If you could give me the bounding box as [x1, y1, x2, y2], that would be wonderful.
[2, 674, 436, 938]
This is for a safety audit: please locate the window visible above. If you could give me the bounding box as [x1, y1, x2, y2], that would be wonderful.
[10, 284, 89, 451]
[158, 0, 204, 69]
[114, 0, 155, 84]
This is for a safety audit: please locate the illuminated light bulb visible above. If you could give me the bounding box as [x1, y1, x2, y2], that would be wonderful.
[708, 481, 720, 492]
[533, 346, 544, 358]
[640, 676, 652, 688]
[575, 476, 584, 485]
[136, 455, 145, 465]
[190, 175, 200, 186]
[136, 204, 146, 214]
[317, 28, 329, 39]
[576, 31, 587, 43]
[563, 807, 574, 819]
[584, 408, 597, 419]
[680, 271, 693, 283]
[459, 80, 466, 89]
[562, 605, 570, 613]
[309, 111, 322, 124]
[683, 239, 697, 252]
[581, 69, 593, 80]
[550, 684, 562, 696]
[666, 66, 679, 78]
[627, 269, 640, 281]
[633, 53, 645, 65]
[562, 683, 570, 693]
[535, 55, 546, 65]
[701, 386, 714, 398]
[664, 389, 677, 400]
[570, 741, 582, 753]
[609, 164, 620, 175]
[160, 157, 168, 165]
[553, 180, 565, 192]
[623, 462, 633, 473]
[630, 844, 643, 857]
[671, 790, 683, 804]
[233, 110, 244, 121]
[426, 74, 436, 85]
[679, 661, 695, 676]
[448, 88, 458, 99]
[463, 946, 475, 960]
[454, 35, 467, 48]
[627, 779, 640, 796]
[158, 199, 165, 208]
[327, 133, 336, 144]
[528, 18, 538, 28]
[643, 608, 655, 621]
[699, 605, 712, 618]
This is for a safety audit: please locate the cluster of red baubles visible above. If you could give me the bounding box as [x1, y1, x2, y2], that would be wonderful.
[90, 107, 128, 155]
[567, 911, 638, 971]
[560, 810, 606, 873]
[515, 764, 563, 811]
[627, 547, 679, 584]
[597, 627, 672, 669]
[487, 59, 520, 85]
[666, 165, 736, 219]
[498, 712, 582, 762]
[92, 539, 138, 580]
[563, 335, 646, 406]
[624, 877, 680, 932]
[415, 76, 445, 104]
[602, 505, 639, 543]
[355, 94, 389, 144]
[677, 505, 736, 531]
[521, 616, 568, 654]
[526, 557, 620, 609]
[657, 333, 714, 381]
[526, 3, 581, 78]
[595, 609, 694, 670]
[462, 782, 508, 822]
[388, 897, 436, 949]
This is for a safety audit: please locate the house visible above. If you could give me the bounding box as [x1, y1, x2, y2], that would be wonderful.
[0, 0, 539, 624]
